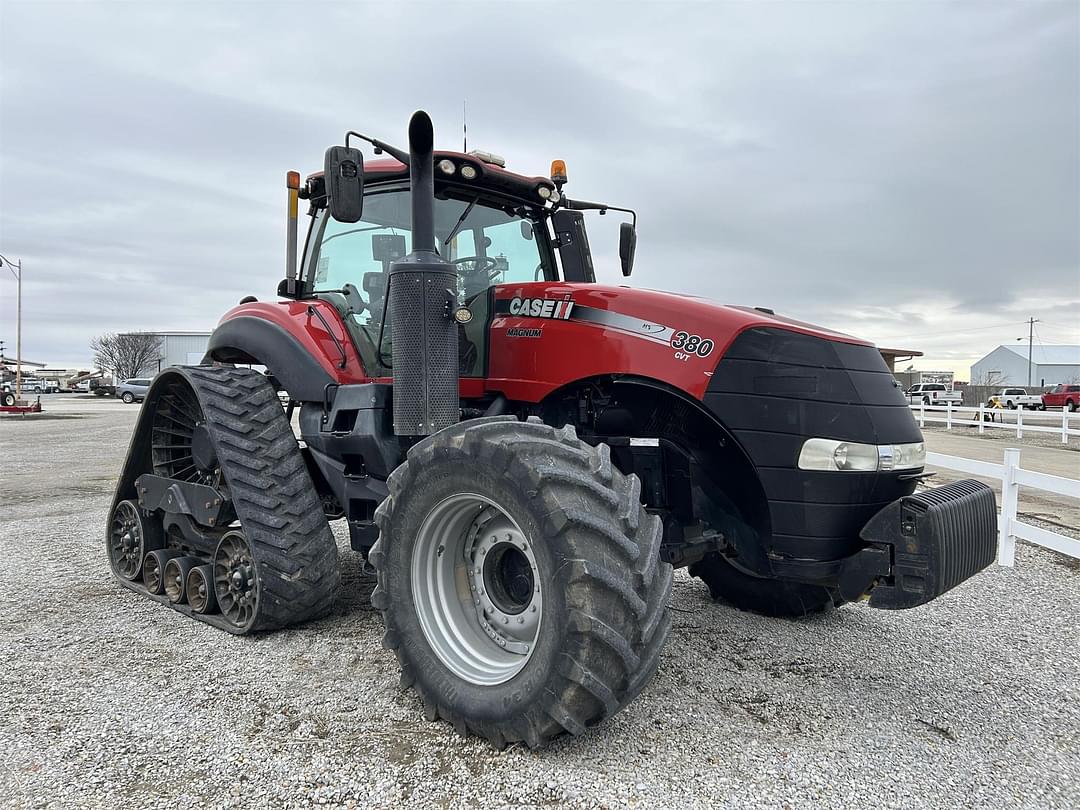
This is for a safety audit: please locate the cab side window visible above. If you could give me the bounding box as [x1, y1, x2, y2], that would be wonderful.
[482, 219, 545, 284]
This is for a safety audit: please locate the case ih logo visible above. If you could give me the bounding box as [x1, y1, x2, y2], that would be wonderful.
[508, 296, 575, 320]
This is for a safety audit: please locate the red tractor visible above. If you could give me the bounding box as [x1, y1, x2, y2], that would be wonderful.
[108, 111, 997, 748]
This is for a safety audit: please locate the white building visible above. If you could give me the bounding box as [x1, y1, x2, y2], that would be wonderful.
[970, 344, 1080, 388]
[121, 331, 212, 375]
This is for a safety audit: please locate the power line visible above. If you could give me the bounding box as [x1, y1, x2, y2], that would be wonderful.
[892, 320, 1029, 340]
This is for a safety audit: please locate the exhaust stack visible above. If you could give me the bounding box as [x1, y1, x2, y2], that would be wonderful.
[388, 111, 459, 436]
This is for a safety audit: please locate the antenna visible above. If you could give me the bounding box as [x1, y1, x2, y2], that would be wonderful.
[463, 99, 467, 152]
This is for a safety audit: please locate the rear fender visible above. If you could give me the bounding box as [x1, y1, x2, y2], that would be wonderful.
[204, 316, 337, 403]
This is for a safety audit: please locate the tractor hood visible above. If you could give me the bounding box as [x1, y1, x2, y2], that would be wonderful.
[488, 282, 880, 403]
[492, 282, 870, 356]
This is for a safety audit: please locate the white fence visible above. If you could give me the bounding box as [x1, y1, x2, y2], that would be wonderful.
[925, 448, 1080, 566]
[911, 402, 1080, 444]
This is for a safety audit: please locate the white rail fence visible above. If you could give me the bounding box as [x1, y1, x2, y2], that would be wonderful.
[911, 402, 1080, 444]
[925, 448, 1080, 566]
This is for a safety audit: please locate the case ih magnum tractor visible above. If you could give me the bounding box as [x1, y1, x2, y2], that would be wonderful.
[108, 111, 997, 748]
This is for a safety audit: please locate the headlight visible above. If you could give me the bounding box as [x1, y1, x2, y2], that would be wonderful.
[549, 190, 561, 204]
[537, 185, 552, 199]
[459, 164, 478, 180]
[798, 438, 925, 472]
[437, 159, 456, 175]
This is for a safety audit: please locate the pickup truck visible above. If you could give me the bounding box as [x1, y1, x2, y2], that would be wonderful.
[1041, 383, 1080, 412]
[906, 383, 963, 406]
[991, 388, 1043, 410]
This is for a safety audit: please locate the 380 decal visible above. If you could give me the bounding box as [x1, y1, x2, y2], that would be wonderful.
[670, 331, 714, 357]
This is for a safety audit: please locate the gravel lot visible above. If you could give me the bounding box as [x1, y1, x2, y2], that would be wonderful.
[1, 399, 1078, 809]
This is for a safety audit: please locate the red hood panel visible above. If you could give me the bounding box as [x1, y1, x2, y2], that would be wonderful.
[487, 283, 872, 402]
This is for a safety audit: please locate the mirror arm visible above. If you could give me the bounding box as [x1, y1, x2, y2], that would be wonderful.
[565, 199, 637, 228]
[345, 131, 410, 167]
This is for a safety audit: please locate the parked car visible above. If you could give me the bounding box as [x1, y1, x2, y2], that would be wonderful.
[906, 383, 963, 406]
[116, 378, 153, 404]
[1041, 383, 1080, 412]
[991, 388, 1043, 410]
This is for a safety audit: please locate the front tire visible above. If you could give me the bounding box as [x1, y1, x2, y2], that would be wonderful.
[1069, 400, 1077, 413]
[1, 392, 14, 407]
[370, 417, 672, 749]
[689, 552, 839, 618]
[121, 392, 135, 403]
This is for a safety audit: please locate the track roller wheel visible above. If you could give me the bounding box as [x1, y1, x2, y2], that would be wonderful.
[186, 564, 217, 614]
[143, 549, 183, 595]
[371, 417, 673, 750]
[164, 556, 200, 604]
[107, 499, 164, 581]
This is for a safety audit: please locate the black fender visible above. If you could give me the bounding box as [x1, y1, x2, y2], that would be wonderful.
[203, 316, 334, 402]
[535, 373, 774, 575]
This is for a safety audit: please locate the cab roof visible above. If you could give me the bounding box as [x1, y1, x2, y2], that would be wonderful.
[304, 151, 556, 206]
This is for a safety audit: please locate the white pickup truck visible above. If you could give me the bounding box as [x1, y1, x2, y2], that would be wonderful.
[906, 383, 963, 406]
[991, 387, 1043, 410]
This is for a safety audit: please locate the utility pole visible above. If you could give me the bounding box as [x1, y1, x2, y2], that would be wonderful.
[0, 253, 22, 402]
[1027, 316, 1039, 388]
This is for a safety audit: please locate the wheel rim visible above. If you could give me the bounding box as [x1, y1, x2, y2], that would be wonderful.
[214, 530, 258, 628]
[108, 501, 145, 580]
[411, 493, 541, 686]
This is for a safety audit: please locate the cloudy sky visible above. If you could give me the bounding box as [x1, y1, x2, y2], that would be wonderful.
[1, 0, 1078, 376]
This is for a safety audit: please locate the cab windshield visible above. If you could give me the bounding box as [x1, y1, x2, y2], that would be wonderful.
[303, 186, 552, 375]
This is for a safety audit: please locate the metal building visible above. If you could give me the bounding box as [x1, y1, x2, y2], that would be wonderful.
[970, 344, 1080, 388]
[120, 331, 212, 375]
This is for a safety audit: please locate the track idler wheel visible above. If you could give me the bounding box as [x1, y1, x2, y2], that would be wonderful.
[164, 556, 200, 604]
[107, 499, 164, 581]
[214, 530, 260, 631]
[186, 564, 218, 614]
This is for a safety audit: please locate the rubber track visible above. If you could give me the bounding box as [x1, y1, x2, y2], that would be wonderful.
[111, 366, 340, 633]
[370, 416, 673, 749]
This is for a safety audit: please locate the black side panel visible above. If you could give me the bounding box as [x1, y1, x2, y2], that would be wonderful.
[552, 209, 596, 282]
[705, 327, 923, 566]
[204, 316, 334, 403]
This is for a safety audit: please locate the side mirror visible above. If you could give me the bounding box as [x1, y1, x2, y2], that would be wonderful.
[619, 221, 636, 277]
[324, 145, 364, 223]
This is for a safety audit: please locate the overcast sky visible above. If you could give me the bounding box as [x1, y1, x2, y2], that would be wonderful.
[1, 0, 1078, 376]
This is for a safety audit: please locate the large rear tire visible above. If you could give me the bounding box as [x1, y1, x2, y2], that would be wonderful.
[370, 417, 672, 749]
[689, 552, 839, 618]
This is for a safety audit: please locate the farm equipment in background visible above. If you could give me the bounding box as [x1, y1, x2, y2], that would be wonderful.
[107, 111, 998, 749]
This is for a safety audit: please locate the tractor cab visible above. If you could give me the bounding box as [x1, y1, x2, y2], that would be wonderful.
[284, 148, 635, 377]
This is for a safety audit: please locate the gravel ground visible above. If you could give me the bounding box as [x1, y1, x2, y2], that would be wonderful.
[1, 402, 1078, 809]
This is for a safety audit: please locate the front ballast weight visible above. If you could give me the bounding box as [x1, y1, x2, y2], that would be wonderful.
[105, 366, 339, 634]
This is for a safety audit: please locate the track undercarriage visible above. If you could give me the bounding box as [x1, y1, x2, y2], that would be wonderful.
[107, 366, 339, 634]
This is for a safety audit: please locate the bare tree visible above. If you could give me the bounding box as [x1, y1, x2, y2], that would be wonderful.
[969, 369, 1007, 408]
[91, 332, 163, 380]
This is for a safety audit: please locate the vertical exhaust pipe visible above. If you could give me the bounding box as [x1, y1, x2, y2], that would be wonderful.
[388, 111, 459, 436]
